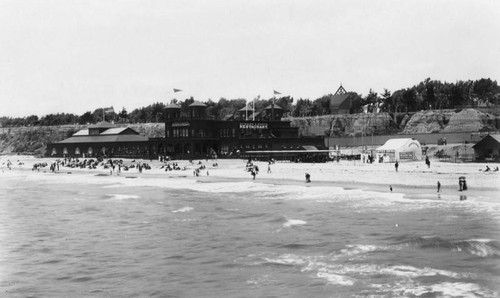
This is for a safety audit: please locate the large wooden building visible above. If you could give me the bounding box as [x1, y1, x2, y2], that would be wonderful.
[47, 101, 324, 159]
[48, 121, 150, 158]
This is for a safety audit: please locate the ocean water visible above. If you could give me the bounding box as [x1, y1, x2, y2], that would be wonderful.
[0, 171, 499, 297]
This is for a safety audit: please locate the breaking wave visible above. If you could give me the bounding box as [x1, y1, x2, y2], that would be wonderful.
[389, 235, 500, 257]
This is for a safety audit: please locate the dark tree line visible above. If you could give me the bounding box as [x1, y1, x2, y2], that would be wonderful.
[2, 78, 499, 127]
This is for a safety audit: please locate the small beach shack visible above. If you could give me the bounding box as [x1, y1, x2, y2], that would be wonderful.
[376, 138, 422, 162]
[472, 134, 500, 161]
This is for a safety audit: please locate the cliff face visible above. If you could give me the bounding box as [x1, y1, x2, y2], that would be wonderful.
[287, 113, 397, 137]
[442, 109, 497, 133]
[402, 109, 498, 134]
[0, 123, 164, 155]
[289, 108, 499, 137]
[401, 110, 455, 134]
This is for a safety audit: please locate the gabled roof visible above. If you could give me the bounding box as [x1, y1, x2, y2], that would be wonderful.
[188, 101, 207, 107]
[72, 129, 89, 136]
[472, 134, 500, 148]
[100, 127, 140, 135]
[239, 104, 254, 112]
[334, 85, 347, 95]
[88, 121, 117, 129]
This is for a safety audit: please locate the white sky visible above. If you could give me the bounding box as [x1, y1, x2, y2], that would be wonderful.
[1, 0, 499, 117]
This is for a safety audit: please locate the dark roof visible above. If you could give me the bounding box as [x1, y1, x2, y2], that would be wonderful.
[330, 93, 350, 108]
[165, 103, 181, 109]
[239, 104, 254, 112]
[265, 104, 283, 110]
[472, 134, 500, 148]
[58, 134, 148, 144]
[189, 101, 207, 107]
[100, 127, 140, 135]
[88, 121, 117, 129]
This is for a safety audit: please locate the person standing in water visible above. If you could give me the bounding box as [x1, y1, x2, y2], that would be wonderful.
[395, 161, 399, 172]
[437, 181, 441, 192]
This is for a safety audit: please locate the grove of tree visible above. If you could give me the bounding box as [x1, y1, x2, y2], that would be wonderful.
[2, 78, 499, 127]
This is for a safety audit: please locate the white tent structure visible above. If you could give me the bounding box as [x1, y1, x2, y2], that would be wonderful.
[376, 138, 422, 162]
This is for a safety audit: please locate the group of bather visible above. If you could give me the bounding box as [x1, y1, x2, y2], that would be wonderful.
[31, 157, 154, 174]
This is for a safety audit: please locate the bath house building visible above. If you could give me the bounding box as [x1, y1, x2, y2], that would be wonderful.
[47, 101, 324, 159]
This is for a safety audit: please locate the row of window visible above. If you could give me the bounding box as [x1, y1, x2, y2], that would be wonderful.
[220, 128, 236, 138]
[51, 145, 151, 156]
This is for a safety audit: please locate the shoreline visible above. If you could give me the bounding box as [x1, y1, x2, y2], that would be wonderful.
[2, 156, 498, 203]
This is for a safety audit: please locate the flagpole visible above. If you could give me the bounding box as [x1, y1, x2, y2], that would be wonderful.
[252, 97, 255, 121]
[271, 90, 281, 121]
[272, 97, 275, 121]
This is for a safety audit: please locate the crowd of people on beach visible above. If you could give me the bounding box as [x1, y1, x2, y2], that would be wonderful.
[2, 154, 499, 202]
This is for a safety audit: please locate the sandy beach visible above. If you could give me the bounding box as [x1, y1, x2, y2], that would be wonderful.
[2, 155, 499, 202]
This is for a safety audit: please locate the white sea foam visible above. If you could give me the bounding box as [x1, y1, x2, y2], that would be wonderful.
[379, 265, 465, 279]
[339, 244, 383, 258]
[172, 206, 193, 213]
[264, 254, 306, 266]
[283, 219, 307, 228]
[316, 271, 355, 286]
[106, 194, 140, 200]
[398, 282, 495, 297]
[16, 161, 500, 219]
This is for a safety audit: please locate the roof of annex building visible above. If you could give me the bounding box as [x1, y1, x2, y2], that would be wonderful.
[58, 134, 148, 144]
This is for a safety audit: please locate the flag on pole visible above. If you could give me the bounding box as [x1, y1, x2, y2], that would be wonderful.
[173, 88, 182, 93]
[104, 107, 114, 114]
[273, 90, 281, 95]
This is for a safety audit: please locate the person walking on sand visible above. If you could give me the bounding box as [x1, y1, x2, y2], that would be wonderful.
[305, 173, 311, 183]
[395, 161, 399, 172]
[437, 181, 441, 192]
[267, 164, 271, 174]
[425, 156, 431, 168]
